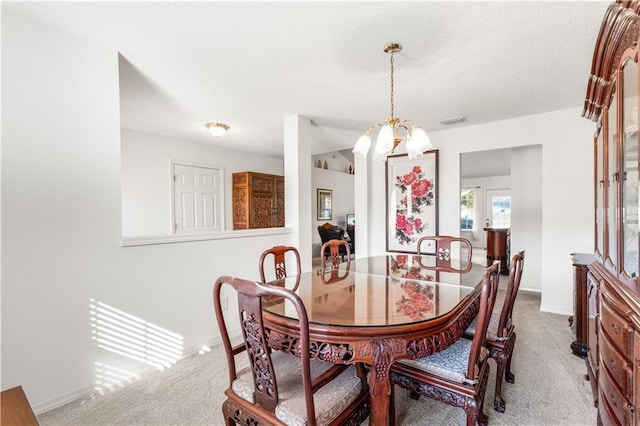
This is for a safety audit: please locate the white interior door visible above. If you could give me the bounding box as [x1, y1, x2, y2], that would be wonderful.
[485, 189, 511, 230]
[173, 164, 223, 233]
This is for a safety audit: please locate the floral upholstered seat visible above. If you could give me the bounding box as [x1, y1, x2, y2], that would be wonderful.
[398, 338, 489, 385]
[232, 350, 363, 426]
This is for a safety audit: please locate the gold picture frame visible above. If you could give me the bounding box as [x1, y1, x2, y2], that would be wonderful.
[317, 188, 332, 220]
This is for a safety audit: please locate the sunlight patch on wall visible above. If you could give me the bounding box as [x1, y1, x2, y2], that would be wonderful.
[89, 298, 184, 370]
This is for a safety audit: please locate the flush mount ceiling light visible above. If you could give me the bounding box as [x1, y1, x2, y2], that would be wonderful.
[205, 122, 229, 137]
[353, 43, 431, 161]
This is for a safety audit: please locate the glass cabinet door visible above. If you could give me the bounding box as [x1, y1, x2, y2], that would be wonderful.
[596, 125, 605, 259]
[622, 59, 639, 278]
[607, 88, 618, 271]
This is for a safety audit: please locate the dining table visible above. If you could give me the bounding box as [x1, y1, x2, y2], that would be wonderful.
[263, 254, 484, 426]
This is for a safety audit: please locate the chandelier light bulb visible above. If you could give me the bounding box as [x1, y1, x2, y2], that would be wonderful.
[353, 133, 372, 157]
[376, 125, 394, 154]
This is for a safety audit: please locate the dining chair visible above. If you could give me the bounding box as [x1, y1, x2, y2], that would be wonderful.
[258, 245, 301, 289]
[389, 262, 500, 426]
[463, 249, 525, 413]
[416, 235, 473, 270]
[321, 239, 351, 268]
[318, 223, 353, 260]
[213, 276, 370, 426]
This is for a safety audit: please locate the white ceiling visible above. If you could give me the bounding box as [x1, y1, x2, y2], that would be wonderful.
[3, 1, 609, 159]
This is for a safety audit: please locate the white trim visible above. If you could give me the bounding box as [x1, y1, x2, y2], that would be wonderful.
[121, 227, 293, 247]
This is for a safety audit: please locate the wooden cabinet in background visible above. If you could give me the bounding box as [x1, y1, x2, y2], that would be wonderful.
[484, 227, 510, 274]
[583, 2, 640, 423]
[571, 253, 595, 358]
[232, 172, 284, 230]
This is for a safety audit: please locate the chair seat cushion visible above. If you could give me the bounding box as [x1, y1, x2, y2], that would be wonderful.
[397, 338, 487, 385]
[464, 312, 503, 341]
[232, 350, 363, 426]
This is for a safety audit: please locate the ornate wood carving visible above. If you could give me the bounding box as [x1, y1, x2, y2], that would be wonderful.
[265, 329, 355, 362]
[583, 1, 640, 121]
[358, 338, 407, 381]
[340, 400, 371, 426]
[223, 399, 259, 426]
[390, 364, 490, 426]
[242, 312, 278, 410]
[232, 187, 248, 222]
[232, 172, 284, 229]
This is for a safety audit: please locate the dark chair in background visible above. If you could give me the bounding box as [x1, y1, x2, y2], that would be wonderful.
[317, 223, 353, 261]
[213, 276, 370, 426]
[464, 250, 525, 412]
[389, 262, 500, 426]
[258, 245, 301, 289]
[346, 224, 355, 254]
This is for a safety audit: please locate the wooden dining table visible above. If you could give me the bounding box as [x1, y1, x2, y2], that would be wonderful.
[263, 254, 484, 426]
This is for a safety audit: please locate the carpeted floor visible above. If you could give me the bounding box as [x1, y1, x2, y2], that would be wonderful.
[38, 273, 597, 425]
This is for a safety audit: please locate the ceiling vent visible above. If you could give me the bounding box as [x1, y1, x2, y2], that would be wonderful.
[439, 116, 467, 125]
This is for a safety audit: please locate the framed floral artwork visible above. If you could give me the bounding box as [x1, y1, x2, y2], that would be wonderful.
[387, 254, 438, 322]
[385, 150, 439, 253]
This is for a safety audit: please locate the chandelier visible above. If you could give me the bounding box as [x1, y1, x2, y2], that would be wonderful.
[353, 43, 431, 161]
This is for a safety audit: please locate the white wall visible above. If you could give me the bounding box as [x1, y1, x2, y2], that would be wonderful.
[311, 168, 355, 255]
[1, 10, 293, 410]
[510, 145, 543, 293]
[121, 128, 283, 236]
[361, 109, 594, 314]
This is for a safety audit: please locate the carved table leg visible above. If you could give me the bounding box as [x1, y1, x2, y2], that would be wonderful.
[358, 338, 406, 426]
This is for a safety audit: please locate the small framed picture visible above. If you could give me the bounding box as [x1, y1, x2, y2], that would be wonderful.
[317, 188, 332, 220]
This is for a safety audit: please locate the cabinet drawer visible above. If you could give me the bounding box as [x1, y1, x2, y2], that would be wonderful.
[601, 301, 632, 357]
[600, 333, 633, 398]
[600, 366, 632, 425]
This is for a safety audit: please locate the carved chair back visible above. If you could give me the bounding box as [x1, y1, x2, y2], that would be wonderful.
[259, 245, 301, 288]
[213, 276, 369, 426]
[320, 239, 351, 269]
[214, 276, 314, 420]
[467, 261, 500, 377]
[496, 250, 525, 339]
[389, 262, 500, 426]
[416, 235, 473, 270]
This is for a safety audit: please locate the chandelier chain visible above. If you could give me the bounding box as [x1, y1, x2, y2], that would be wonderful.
[390, 52, 395, 119]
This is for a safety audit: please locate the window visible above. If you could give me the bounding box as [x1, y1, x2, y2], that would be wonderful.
[172, 163, 224, 234]
[460, 188, 475, 230]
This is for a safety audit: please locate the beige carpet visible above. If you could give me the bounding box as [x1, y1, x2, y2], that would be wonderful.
[38, 282, 597, 425]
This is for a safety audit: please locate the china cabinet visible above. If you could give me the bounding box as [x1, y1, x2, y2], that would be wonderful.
[583, 2, 640, 424]
[232, 171, 285, 229]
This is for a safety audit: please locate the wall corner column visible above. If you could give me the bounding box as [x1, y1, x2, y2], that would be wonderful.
[283, 114, 313, 272]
